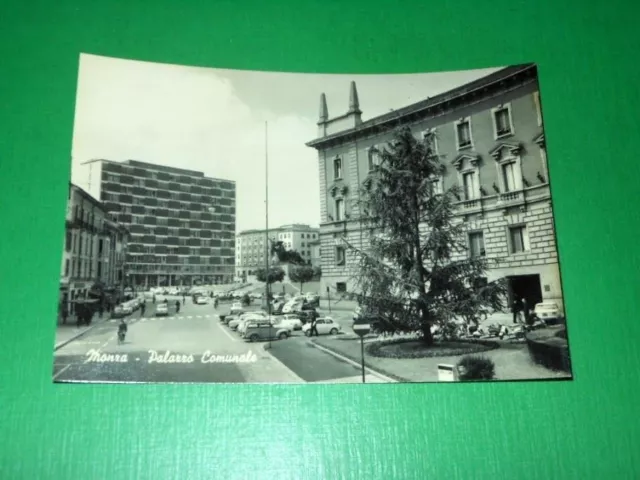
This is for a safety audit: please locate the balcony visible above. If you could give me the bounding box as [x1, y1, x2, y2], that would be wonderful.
[497, 190, 524, 205]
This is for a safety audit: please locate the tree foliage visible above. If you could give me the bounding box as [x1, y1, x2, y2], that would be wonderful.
[271, 241, 306, 265]
[256, 266, 286, 284]
[347, 126, 506, 345]
[288, 265, 315, 291]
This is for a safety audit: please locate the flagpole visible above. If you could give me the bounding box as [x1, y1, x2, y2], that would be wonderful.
[265, 121, 272, 349]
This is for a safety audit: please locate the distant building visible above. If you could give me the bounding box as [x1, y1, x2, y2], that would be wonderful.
[81, 159, 236, 287]
[235, 224, 319, 279]
[60, 183, 129, 316]
[306, 64, 564, 310]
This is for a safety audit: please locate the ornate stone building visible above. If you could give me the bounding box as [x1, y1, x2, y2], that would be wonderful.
[306, 63, 564, 310]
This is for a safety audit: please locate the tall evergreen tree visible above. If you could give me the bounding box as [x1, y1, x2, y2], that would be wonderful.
[347, 126, 506, 345]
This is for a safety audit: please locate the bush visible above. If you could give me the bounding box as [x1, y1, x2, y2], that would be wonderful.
[366, 337, 499, 359]
[456, 355, 495, 381]
[241, 294, 251, 306]
[525, 327, 571, 372]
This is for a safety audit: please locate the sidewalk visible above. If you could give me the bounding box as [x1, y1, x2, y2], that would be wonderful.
[54, 314, 112, 350]
[238, 343, 306, 383]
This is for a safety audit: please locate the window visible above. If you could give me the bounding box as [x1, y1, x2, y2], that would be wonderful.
[462, 172, 477, 200]
[492, 104, 514, 138]
[368, 146, 381, 171]
[533, 91, 542, 126]
[455, 119, 472, 149]
[423, 128, 438, 155]
[502, 162, 517, 192]
[335, 198, 345, 221]
[469, 232, 485, 258]
[65, 231, 72, 252]
[64, 259, 69, 277]
[333, 157, 342, 179]
[336, 246, 346, 266]
[509, 225, 529, 254]
[428, 176, 443, 196]
[336, 282, 347, 293]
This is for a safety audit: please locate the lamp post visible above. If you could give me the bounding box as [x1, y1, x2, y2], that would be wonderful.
[264, 121, 273, 350]
[352, 317, 371, 383]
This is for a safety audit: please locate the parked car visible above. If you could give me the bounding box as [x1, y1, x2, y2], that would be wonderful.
[155, 303, 169, 316]
[242, 320, 290, 342]
[302, 317, 341, 336]
[229, 312, 267, 331]
[277, 314, 303, 331]
[112, 305, 127, 318]
[195, 296, 208, 305]
[533, 301, 563, 324]
[230, 302, 244, 315]
[283, 300, 304, 314]
[237, 313, 271, 334]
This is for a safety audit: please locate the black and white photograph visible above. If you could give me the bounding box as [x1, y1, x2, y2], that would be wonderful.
[53, 54, 572, 384]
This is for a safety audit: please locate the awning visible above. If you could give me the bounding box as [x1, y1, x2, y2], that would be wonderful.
[71, 298, 100, 304]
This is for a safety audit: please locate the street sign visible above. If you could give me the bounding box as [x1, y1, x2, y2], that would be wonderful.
[352, 317, 371, 337]
[437, 364, 457, 382]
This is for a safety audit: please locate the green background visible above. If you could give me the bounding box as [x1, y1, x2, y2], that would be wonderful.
[1, 0, 638, 478]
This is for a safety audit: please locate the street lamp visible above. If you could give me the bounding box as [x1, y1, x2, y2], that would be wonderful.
[352, 316, 371, 383]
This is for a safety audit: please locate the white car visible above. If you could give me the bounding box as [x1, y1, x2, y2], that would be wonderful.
[302, 317, 342, 336]
[230, 312, 267, 331]
[278, 314, 303, 331]
[195, 296, 208, 305]
[155, 303, 168, 316]
[534, 301, 563, 323]
[230, 302, 243, 314]
[282, 300, 303, 314]
[237, 313, 271, 334]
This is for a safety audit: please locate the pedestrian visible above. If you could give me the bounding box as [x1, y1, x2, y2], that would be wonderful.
[152, 294, 156, 304]
[140, 302, 146, 317]
[522, 298, 530, 325]
[175, 300, 180, 314]
[98, 304, 104, 318]
[182, 295, 186, 305]
[511, 298, 522, 324]
[309, 310, 320, 337]
[61, 305, 68, 325]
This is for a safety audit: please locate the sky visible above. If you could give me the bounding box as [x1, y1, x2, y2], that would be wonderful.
[71, 54, 502, 232]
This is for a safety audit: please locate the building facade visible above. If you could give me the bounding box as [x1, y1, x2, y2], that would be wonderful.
[84, 159, 236, 287]
[235, 224, 319, 278]
[306, 64, 564, 310]
[60, 183, 129, 315]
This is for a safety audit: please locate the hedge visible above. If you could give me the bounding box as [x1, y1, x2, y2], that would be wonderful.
[525, 327, 572, 372]
[365, 337, 500, 359]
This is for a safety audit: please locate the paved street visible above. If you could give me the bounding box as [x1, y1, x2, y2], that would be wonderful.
[53, 297, 390, 384]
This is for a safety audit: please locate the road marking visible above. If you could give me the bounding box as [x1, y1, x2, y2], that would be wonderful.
[217, 322, 237, 343]
[53, 364, 72, 380]
[186, 316, 192, 319]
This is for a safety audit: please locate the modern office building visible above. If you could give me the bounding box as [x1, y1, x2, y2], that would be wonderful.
[60, 183, 129, 317]
[306, 63, 564, 310]
[81, 159, 236, 287]
[235, 224, 319, 278]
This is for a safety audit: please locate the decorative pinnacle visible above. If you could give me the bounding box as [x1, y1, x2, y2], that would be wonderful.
[348, 81, 361, 113]
[319, 93, 328, 122]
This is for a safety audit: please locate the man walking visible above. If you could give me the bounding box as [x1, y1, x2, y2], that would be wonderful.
[309, 309, 320, 337]
[511, 298, 523, 324]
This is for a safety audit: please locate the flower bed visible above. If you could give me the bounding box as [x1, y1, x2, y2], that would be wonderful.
[366, 337, 500, 359]
[525, 327, 572, 373]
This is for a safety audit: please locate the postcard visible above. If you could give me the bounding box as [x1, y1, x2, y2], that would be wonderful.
[53, 54, 572, 384]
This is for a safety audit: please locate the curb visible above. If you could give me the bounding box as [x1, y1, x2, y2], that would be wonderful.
[54, 313, 141, 351]
[54, 317, 111, 351]
[309, 340, 400, 383]
[259, 342, 306, 383]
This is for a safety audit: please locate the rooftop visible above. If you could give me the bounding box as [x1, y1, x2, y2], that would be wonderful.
[306, 63, 536, 148]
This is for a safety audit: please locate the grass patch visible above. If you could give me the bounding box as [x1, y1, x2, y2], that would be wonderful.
[366, 337, 499, 359]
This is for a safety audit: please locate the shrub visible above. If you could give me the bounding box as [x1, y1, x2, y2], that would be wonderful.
[366, 337, 499, 359]
[525, 327, 571, 372]
[456, 355, 496, 381]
